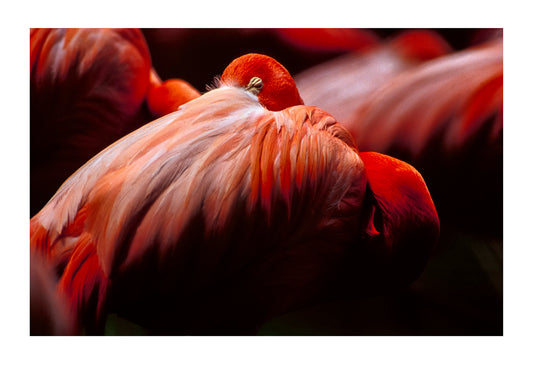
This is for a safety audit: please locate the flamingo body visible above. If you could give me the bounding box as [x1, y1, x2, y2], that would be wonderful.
[31, 86, 368, 331]
[350, 39, 503, 158]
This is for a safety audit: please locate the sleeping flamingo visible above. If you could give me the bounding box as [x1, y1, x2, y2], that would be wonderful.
[30, 53, 439, 334]
[30, 28, 199, 216]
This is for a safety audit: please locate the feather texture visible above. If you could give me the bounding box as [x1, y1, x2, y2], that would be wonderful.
[31, 85, 368, 331]
[30, 28, 154, 215]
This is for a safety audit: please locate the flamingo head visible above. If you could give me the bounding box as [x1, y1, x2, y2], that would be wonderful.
[221, 53, 304, 111]
[355, 152, 440, 288]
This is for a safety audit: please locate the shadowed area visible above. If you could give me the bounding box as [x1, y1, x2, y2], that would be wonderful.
[257, 226, 502, 336]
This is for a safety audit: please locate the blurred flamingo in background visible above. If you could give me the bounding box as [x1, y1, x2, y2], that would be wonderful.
[30, 53, 439, 334]
[297, 32, 502, 162]
[295, 30, 453, 134]
[30, 28, 199, 216]
[295, 30, 503, 234]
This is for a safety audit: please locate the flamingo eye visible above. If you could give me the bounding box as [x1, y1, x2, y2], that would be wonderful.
[245, 76, 263, 95]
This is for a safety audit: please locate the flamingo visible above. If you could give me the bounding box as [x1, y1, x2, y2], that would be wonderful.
[30, 28, 199, 216]
[30, 53, 439, 334]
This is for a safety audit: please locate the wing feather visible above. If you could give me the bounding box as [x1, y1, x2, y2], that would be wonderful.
[352, 39, 503, 157]
[31, 86, 368, 324]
